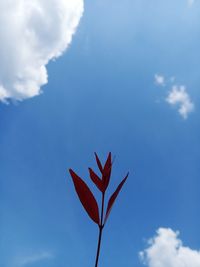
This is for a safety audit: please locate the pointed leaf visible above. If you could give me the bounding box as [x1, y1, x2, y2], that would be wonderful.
[103, 152, 112, 172]
[104, 173, 129, 225]
[69, 169, 100, 225]
[94, 152, 103, 173]
[89, 168, 103, 192]
[102, 152, 112, 191]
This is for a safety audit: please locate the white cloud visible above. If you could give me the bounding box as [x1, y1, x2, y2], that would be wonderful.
[0, 0, 84, 102]
[140, 228, 200, 267]
[155, 74, 165, 86]
[166, 85, 194, 119]
[17, 251, 54, 266]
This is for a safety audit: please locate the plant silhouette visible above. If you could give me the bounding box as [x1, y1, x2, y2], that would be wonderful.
[69, 152, 129, 267]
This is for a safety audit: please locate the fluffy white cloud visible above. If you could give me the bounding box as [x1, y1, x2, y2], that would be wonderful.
[166, 85, 194, 119]
[154, 74, 194, 119]
[140, 228, 200, 267]
[0, 0, 84, 102]
[154, 74, 165, 86]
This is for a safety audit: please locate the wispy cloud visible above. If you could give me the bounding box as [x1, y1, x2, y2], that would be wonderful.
[166, 85, 194, 119]
[17, 251, 54, 266]
[140, 228, 200, 267]
[154, 74, 194, 119]
[0, 0, 84, 103]
[154, 74, 165, 86]
[188, 0, 195, 6]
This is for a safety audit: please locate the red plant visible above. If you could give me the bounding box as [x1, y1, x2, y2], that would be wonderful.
[69, 152, 129, 267]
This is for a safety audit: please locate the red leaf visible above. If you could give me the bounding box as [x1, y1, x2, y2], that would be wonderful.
[89, 168, 103, 192]
[104, 173, 129, 225]
[103, 152, 112, 172]
[69, 169, 100, 225]
[102, 152, 112, 191]
[94, 152, 103, 173]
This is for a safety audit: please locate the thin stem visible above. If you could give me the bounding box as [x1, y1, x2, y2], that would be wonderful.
[94, 193, 105, 267]
[95, 226, 103, 267]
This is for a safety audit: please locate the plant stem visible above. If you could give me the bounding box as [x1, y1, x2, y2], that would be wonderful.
[95, 225, 103, 267]
[94, 193, 105, 267]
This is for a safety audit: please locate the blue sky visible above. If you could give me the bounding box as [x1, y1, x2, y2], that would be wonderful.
[1, 0, 200, 267]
